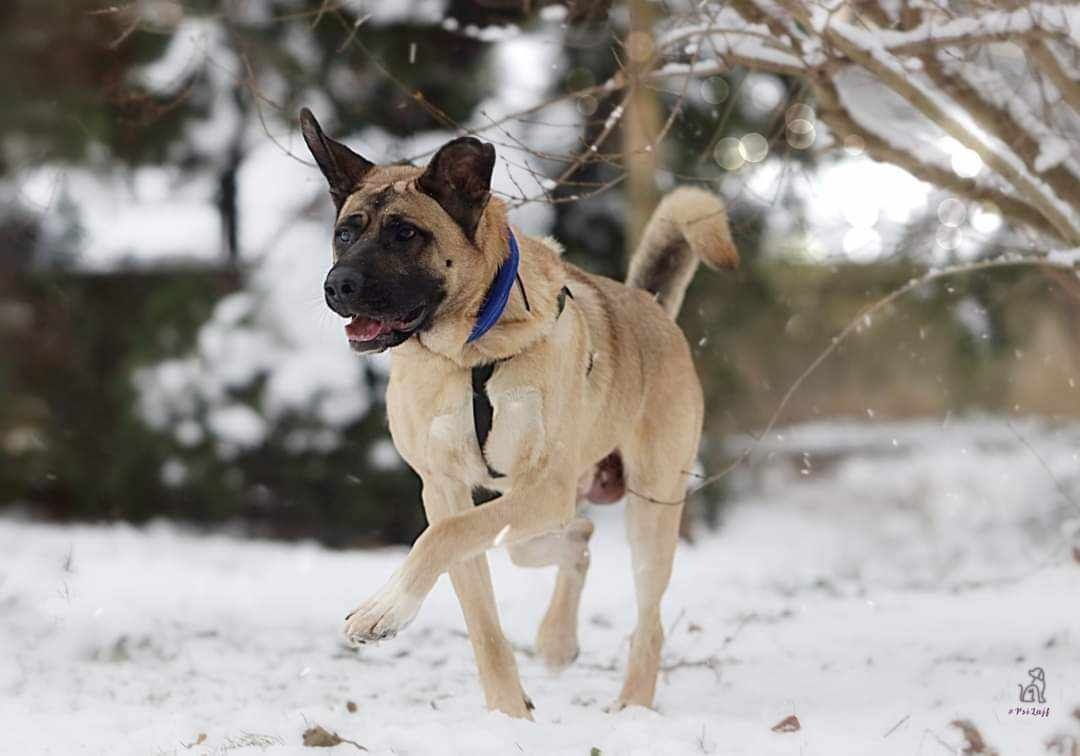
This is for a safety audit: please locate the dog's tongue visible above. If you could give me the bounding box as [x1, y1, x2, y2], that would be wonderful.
[345, 315, 390, 342]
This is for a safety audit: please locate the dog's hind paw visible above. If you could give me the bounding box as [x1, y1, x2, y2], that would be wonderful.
[342, 578, 421, 646]
[603, 698, 650, 714]
[535, 629, 579, 672]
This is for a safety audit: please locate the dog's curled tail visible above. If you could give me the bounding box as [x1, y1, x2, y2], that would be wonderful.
[626, 187, 739, 319]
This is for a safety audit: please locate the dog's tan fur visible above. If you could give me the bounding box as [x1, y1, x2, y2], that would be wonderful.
[302, 116, 737, 718]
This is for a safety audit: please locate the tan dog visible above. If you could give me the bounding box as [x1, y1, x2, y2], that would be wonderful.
[300, 109, 738, 718]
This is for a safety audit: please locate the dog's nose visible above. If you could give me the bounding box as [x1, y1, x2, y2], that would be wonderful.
[324, 267, 361, 311]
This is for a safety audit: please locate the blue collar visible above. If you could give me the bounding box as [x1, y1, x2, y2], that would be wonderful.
[467, 228, 520, 343]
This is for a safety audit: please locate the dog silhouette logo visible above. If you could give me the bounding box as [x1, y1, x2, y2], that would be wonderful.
[1018, 667, 1046, 704]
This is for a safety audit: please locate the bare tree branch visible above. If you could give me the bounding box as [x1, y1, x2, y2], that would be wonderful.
[1026, 40, 1080, 115]
[774, 1, 1080, 244]
[811, 79, 1052, 233]
[919, 56, 1080, 208]
[876, 3, 1077, 56]
[688, 250, 1080, 496]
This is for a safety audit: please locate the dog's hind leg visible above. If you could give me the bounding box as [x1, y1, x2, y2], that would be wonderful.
[422, 480, 534, 719]
[507, 515, 593, 671]
[608, 434, 693, 711]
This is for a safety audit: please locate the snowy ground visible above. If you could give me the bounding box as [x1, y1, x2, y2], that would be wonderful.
[2, 418, 1079, 755]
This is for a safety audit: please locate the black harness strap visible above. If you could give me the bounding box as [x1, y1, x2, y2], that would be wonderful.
[471, 486, 502, 507]
[470, 285, 576, 489]
[471, 361, 505, 479]
[556, 285, 573, 319]
[515, 273, 531, 313]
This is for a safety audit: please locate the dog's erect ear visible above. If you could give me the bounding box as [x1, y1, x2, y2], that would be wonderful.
[299, 108, 374, 211]
[417, 137, 495, 241]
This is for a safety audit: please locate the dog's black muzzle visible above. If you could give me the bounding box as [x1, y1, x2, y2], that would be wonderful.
[323, 265, 363, 318]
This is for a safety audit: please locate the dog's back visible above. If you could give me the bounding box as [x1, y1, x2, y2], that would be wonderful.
[559, 186, 738, 443]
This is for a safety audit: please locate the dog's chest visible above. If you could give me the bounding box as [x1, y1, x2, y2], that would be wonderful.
[387, 363, 545, 487]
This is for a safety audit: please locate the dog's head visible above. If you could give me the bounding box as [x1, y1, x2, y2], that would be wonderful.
[300, 108, 502, 354]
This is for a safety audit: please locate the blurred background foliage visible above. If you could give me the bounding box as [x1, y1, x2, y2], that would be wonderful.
[1, 0, 1078, 545]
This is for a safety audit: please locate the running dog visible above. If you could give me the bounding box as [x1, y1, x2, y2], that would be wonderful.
[300, 108, 738, 718]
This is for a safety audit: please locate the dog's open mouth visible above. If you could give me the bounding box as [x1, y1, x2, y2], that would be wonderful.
[344, 305, 427, 349]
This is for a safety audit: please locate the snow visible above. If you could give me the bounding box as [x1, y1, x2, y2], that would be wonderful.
[950, 62, 1079, 181]
[206, 403, 269, 453]
[136, 18, 225, 94]
[368, 439, 404, 471]
[740, 73, 785, 119]
[732, 149, 933, 264]
[132, 218, 376, 449]
[17, 165, 223, 270]
[656, 1, 1079, 248]
[814, 8, 1080, 243]
[655, 19, 1069, 263]
[121, 18, 579, 457]
[5, 2, 570, 273]
[14, 1, 1072, 277]
[655, 7, 809, 74]
[952, 297, 991, 341]
[3, 417, 1078, 755]
[1035, 137, 1072, 174]
[538, 5, 567, 23]
[874, 4, 1080, 52]
[1047, 247, 1080, 267]
[341, 0, 448, 26]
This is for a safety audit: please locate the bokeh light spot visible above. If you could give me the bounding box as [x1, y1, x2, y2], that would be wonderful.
[576, 95, 598, 116]
[700, 76, 729, 105]
[971, 202, 1002, 234]
[951, 148, 982, 178]
[786, 118, 815, 149]
[843, 197, 879, 228]
[936, 226, 963, 251]
[750, 78, 783, 111]
[714, 137, 744, 170]
[937, 198, 966, 228]
[786, 103, 814, 123]
[843, 134, 865, 156]
[843, 227, 883, 262]
[739, 133, 769, 163]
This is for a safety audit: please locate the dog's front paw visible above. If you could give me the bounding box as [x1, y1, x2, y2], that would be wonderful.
[343, 578, 421, 646]
[603, 699, 632, 714]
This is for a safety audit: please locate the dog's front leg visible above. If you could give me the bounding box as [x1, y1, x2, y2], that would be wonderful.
[422, 479, 533, 718]
[342, 473, 575, 647]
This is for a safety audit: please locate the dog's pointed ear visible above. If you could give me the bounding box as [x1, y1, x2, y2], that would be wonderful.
[299, 108, 374, 211]
[417, 136, 495, 241]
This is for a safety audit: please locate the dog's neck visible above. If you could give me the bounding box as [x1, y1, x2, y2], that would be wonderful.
[467, 228, 522, 344]
[401, 210, 566, 369]
[460, 230, 565, 365]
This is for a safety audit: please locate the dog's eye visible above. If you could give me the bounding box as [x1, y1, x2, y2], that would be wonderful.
[336, 227, 354, 245]
[395, 224, 416, 242]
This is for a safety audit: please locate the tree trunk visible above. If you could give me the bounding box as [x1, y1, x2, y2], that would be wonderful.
[622, 0, 662, 264]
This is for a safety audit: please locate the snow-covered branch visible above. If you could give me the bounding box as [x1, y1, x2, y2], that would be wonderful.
[813, 79, 1052, 234]
[1025, 40, 1080, 115]
[875, 3, 1080, 56]
[789, 0, 1080, 243]
[654, 7, 807, 77]
[655, 0, 1080, 244]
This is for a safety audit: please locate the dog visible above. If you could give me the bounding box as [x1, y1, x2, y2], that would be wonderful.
[299, 108, 738, 718]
